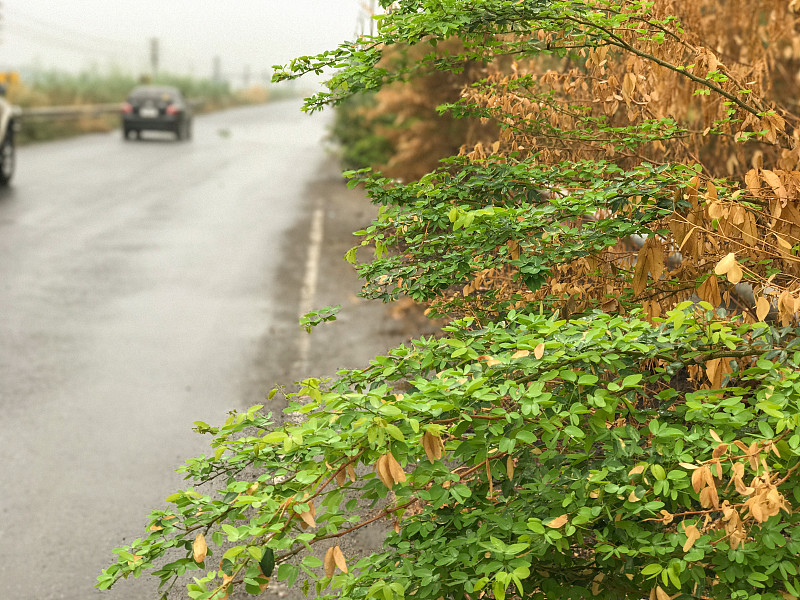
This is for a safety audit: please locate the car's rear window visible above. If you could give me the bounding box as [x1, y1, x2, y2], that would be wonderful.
[129, 87, 181, 101]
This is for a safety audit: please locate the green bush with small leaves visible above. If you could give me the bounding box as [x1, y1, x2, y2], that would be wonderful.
[99, 305, 800, 600]
[100, 2, 800, 599]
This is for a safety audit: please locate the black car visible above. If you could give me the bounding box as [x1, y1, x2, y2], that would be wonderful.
[0, 86, 19, 185]
[121, 85, 193, 141]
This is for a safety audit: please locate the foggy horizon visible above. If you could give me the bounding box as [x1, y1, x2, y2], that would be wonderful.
[0, 1, 375, 85]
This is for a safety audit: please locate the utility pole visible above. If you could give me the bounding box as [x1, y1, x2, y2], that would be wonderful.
[212, 55, 221, 82]
[355, 0, 377, 38]
[150, 37, 159, 77]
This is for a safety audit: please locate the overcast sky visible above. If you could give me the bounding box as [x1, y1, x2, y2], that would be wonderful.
[0, 1, 375, 85]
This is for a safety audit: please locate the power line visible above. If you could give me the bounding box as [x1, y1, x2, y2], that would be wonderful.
[10, 6, 139, 52]
[10, 21, 133, 61]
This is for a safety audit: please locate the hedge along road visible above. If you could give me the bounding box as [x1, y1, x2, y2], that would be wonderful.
[0, 100, 405, 599]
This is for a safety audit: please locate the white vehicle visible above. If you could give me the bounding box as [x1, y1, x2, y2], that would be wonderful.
[0, 85, 20, 186]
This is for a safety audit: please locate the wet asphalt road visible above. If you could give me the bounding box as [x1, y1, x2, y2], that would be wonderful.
[0, 101, 340, 599]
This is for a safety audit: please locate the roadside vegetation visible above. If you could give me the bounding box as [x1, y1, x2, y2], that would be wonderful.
[6, 68, 282, 143]
[101, 2, 800, 600]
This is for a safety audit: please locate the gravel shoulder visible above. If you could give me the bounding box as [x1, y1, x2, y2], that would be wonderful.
[243, 151, 434, 408]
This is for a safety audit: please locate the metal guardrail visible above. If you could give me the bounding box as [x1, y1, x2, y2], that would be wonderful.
[20, 103, 122, 119]
[19, 100, 204, 120]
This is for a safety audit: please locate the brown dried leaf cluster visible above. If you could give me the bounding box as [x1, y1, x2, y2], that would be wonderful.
[371, 2, 800, 324]
[681, 435, 792, 550]
[421, 431, 444, 463]
[365, 40, 490, 181]
[324, 545, 348, 578]
[375, 452, 407, 489]
[334, 461, 357, 487]
[459, 13, 800, 321]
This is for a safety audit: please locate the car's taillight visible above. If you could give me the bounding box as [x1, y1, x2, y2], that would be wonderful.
[166, 104, 180, 115]
[121, 102, 133, 114]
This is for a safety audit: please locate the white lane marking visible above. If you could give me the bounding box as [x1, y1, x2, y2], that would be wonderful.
[294, 207, 325, 373]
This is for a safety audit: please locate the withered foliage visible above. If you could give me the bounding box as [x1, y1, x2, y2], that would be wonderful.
[357, 1, 800, 326]
[348, 39, 492, 180]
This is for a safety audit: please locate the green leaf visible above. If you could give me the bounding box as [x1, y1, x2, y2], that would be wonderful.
[642, 564, 663, 577]
[651, 465, 666, 480]
[221, 524, 239, 541]
[622, 374, 643, 387]
[301, 555, 322, 569]
[515, 430, 537, 444]
[380, 404, 403, 417]
[223, 546, 245, 561]
[263, 431, 287, 444]
[277, 563, 299, 587]
[260, 548, 275, 577]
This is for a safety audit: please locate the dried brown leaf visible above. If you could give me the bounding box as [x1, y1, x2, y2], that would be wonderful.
[714, 252, 737, 276]
[332, 545, 348, 573]
[691, 466, 707, 493]
[729, 204, 746, 225]
[714, 252, 743, 284]
[422, 432, 444, 463]
[547, 514, 569, 528]
[682, 522, 701, 552]
[770, 441, 781, 458]
[745, 169, 761, 197]
[699, 484, 720, 509]
[756, 296, 771, 322]
[727, 262, 743, 284]
[707, 180, 718, 201]
[706, 358, 723, 389]
[678, 227, 696, 252]
[763, 169, 789, 205]
[192, 533, 207, 564]
[534, 343, 545, 360]
[324, 546, 336, 578]
[336, 468, 347, 487]
[375, 454, 393, 489]
[655, 586, 671, 600]
[633, 245, 650, 296]
[712, 443, 729, 459]
[708, 201, 726, 219]
[385, 452, 407, 485]
[480, 355, 502, 367]
[748, 442, 759, 470]
[697, 276, 721, 307]
[775, 234, 793, 258]
[299, 501, 317, 528]
[628, 465, 645, 476]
